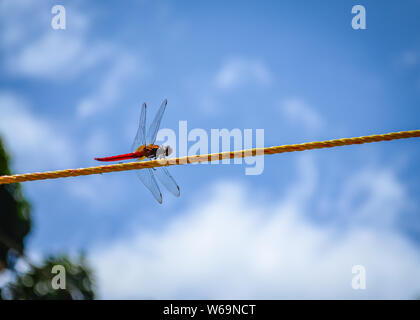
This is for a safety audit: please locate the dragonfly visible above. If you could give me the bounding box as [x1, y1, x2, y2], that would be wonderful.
[94, 99, 180, 204]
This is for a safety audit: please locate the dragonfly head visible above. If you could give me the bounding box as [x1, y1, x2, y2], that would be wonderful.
[156, 145, 173, 158]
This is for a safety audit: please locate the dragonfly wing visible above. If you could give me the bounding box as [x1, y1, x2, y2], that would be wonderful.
[153, 166, 180, 197]
[137, 168, 163, 204]
[146, 99, 167, 145]
[131, 103, 147, 152]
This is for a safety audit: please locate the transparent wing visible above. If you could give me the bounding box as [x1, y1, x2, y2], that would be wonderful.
[153, 166, 180, 197]
[146, 99, 167, 145]
[131, 103, 147, 152]
[137, 168, 162, 204]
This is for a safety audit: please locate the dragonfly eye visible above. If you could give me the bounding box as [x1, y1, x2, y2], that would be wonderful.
[166, 146, 173, 156]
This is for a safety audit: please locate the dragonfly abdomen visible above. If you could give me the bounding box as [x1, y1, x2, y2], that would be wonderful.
[94, 152, 141, 162]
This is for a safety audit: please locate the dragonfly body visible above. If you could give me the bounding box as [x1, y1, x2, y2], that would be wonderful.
[94, 144, 159, 162]
[94, 99, 180, 204]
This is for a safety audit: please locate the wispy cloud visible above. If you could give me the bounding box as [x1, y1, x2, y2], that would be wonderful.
[0, 0, 46, 49]
[191, 57, 272, 115]
[400, 51, 419, 67]
[281, 98, 325, 132]
[65, 174, 127, 211]
[76, 54, 140, 118]
[91, 155, 420, 299]
[1, 1, 110, 81]
[8, 33, 111, 81]
[0, 92, 75, 171]
[215, 58, 272, 90]
[0, 1, 148, 118]
[337, 167, 407, 228]
[83, 129, 112, 157]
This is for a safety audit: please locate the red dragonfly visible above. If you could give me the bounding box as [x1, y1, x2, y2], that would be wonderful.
[95, 99, 180, 203]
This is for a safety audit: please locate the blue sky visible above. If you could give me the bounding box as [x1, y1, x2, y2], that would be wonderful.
[0, 0, 420, 298]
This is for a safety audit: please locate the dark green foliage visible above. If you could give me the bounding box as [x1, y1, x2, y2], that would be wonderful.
[0, 136, 96, 299]
[1, 254, 95, 300]
[0, 138, 31, 271]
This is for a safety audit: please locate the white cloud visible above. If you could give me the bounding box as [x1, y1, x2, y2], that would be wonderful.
[1, 1, 110, 81]
[91, 155, 420, 299]
[0, 0, 45, 48]
[215, 58, 272, 90]
[401, 51, 419, 66]
[83, 129, 111, 157]
[9, 33, 111, 80]
[337, 167, 408, 228]
[65, 174, 127, 212]
[193, 57, 272, 114]
[0, 92, 75, 171]
[281, 98, 325, 132]
[76, 55, 139, 118]
[0, 1, 147, 117]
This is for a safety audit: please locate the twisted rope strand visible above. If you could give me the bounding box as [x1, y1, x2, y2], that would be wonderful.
[1, 129, 419, 185]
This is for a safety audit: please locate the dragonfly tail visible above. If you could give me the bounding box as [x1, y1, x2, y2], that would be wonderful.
[94, 152, 139, 162]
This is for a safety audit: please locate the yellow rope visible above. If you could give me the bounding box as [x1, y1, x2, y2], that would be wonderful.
[1, 129, 419, 185]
